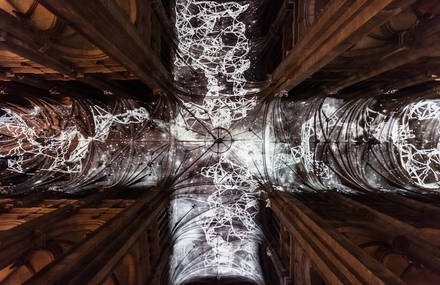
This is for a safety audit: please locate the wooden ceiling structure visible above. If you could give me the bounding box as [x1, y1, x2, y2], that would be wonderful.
[259, 0, 440, 101]
[0, 0, 174, 99]
[0, 1, 440, 285]
[0, 0, 438, 101]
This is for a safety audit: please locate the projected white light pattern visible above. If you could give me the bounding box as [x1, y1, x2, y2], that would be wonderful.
[267, 97, 440, 193]
[0, 104, 150, 174]
[390, 100, 440, 189]
[268, 101, 335, 191]
[174, 0, 256, 129]
[200, 153, 261, 248]
[0, 97, 169, 195]
[171, 0, 263, 284]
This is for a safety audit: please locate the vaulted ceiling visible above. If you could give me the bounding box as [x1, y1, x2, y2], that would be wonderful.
[0, 0, 439, 284]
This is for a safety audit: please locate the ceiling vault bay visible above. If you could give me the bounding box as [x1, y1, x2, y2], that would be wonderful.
[0, 0, 439, 285]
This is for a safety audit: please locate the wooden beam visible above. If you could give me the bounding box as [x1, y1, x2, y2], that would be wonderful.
[379, 71, 438, 92]
[150, 239, 171, 285]
[383, 193, 440, 218]
[270, 191, 405, 285]
[324, 15, 440, 94]
[74, 196, 168, 284]
[293, 243, 311, 285]
[0, 190, 117, 270]
[267, 246, 290, 284]
[10, 75, 131, 102]
[24, 188, 168, 285]
[0, 80, 49, 99]
[259, 0, 416, 100]
[133, 233, 151, 284]
[39, 0, 175, 95]
[327, 192, 440, 274]
[0, 9, 127, 95]
[151, 0, 175, 41]
[261, 0, 293, 57]
[135, 0, 152, 47]
[11, 75, 61, 91]
[289, 237, 295, 280]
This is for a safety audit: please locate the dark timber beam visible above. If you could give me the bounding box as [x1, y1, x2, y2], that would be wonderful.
[151, 0, 175, 41]
[379, 71, 438, 93]
[11, 75, 62, 92]
[0, 189, 119, 270]
[39, 0, 175, 96]
[324, 15, 440, 94]
[259, 0, 416, 100]
[326, 192, 440, 275]
[270, 191, 405, 285]
[0, 9, 127, 96]
[261, 0, 293, 57]
[25, 188, 168, 285]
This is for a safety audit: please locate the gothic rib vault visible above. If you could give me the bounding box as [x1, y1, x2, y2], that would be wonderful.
[0, 0, 440, 284]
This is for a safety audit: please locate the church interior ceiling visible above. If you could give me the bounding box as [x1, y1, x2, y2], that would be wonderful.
[0, 0, 440, 284]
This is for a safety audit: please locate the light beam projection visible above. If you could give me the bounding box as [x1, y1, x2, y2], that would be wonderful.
[170, 0, 264, 284]
[173, 0, 257, 130]
[0, 103, 149, 173]
[381, 99, 440, 189]
[0, 96, 170, 194]
[266, 96, 440, 194]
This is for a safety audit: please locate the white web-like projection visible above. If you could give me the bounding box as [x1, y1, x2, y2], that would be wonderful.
[199, 156, 260, 276]
[270, 98, 370, 192]
[0, 104, 150, 174]
[392, 100, 440, 189]
[90, 105, 150, 142]
[174, 0, 257, 130]
[280, 116, 330, 180]
[200, 155, 260, 248]
[171, 0, 263, 283]
[201, 156, 258, 192]
[269, 96, 440, 194]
